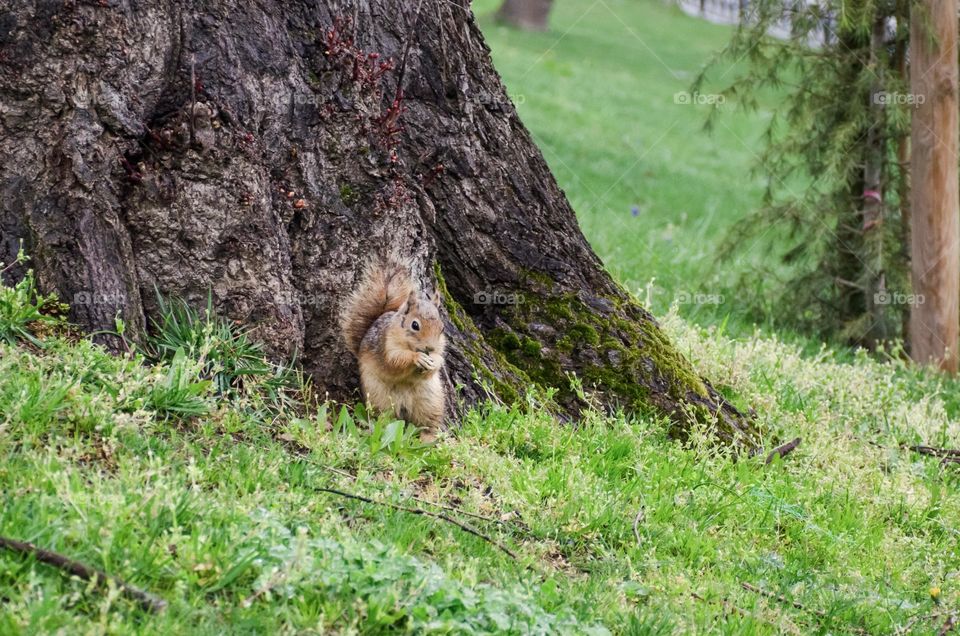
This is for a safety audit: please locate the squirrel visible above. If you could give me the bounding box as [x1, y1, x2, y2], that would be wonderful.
[341, 257, 447, 438]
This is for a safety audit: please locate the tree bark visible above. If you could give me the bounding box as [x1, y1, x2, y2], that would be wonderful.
[495, 0, 553, 31]
[0, 0, 759, 449]
[861, 16, 889, 349]
[894, 6, 911, 343]
[908, 0, 959, 372]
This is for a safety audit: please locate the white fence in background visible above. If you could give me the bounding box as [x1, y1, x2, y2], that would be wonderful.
[674, 0, 832, 45]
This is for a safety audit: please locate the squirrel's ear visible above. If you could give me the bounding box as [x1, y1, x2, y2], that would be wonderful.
[429, 289, 441, 306]
[403, 290, 417, 314]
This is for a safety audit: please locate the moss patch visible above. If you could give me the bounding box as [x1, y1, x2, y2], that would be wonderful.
[434, 262, 753, 446]
[485, 287, 714, 424]
[434, 263, 528, 405]
[521, 337, 541, 357]
[339, 183, 360, 206]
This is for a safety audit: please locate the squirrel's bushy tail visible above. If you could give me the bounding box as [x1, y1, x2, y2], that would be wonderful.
[341, 257, 415, 354]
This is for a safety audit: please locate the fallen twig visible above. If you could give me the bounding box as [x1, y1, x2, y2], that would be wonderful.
[765, 437, 801, 465]
[690, 590, 750, 618]
[0, 536, 167, 612]
[909, 445, 960, 464]
[741, 581, 873, 635]
[741, 582, 824, 617]
[406, 493, 513, 526]
[314, 486, 521, 561]
[632, 508, 645, 548]
[866, 438, 960, 465]
[939, 613, 957, 636]
[894, 611, 950, 636]
[277, 439, 525, 529]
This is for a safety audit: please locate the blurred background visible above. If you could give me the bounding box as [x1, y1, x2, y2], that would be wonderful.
[472, 0, 919, 356]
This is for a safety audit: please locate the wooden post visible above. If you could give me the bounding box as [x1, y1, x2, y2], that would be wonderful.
[909, 0, 959, 372]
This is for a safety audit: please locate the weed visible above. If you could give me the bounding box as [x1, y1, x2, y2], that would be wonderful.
[0, 270, 68, 346]
[146, 293, 300, 410]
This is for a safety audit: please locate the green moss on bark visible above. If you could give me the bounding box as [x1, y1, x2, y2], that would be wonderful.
[486, 288, 719, 436]
[434, 263, 528, 405]
[434, 263, 756, 448]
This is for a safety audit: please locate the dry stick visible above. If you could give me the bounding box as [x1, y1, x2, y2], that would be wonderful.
[275, 436, 532, 543]
[411, 496, 510, 526]
[690, 591, 750, 618]
[765, 437, 801, 465]
[741, 582, 824, 617]
[895, 611, 949, 636]
[314, 486, 521, 561]
[895, 614, 925, 636]
[0, 536, 167, 613]
[866, 438, 960, 464]
[913, 445, 960, 457]
[909, 445, 960, 463]
[694, 588, 866, 634]
[292, 451, 513, 528]
[741, 582, 871, 636]
[632, 508, 645, 548]
[939, 614, 958, 636]
[0, 256, 23, 276]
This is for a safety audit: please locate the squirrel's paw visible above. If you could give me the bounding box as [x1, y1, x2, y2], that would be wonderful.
[416, 352, 437, 372]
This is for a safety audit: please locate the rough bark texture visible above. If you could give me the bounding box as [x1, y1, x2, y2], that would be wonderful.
[495, 0, 553, 31]
[909, 0, 959, 372]
[861, 16, 888, 349]
[0, 0, 760, 448]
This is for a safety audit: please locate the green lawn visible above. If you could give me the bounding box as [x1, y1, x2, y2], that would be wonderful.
[473, 0, 785, 331]
[2, 290, 959, 634]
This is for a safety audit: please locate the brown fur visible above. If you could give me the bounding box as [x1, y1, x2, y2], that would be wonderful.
[340, 258, 414, 355]
[341, 258, 447, 436]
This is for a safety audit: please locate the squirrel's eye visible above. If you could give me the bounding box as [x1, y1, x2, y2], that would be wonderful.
[411, 320, 420, 332]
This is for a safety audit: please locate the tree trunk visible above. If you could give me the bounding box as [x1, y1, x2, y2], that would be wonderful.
[861, 16, 889, 349]
[495, 0, 553, 31]
[909, 0, 959, 372]
[0, 0, 759, 449]
[894, 5, 911, 343]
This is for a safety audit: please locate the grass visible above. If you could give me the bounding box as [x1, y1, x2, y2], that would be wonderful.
[3, 2, 960, 635]
[2, 280, 960, 634]
[472, 0, 790, 333]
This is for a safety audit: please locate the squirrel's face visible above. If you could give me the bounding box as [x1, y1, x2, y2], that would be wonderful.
[394, 291, 446, 354]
